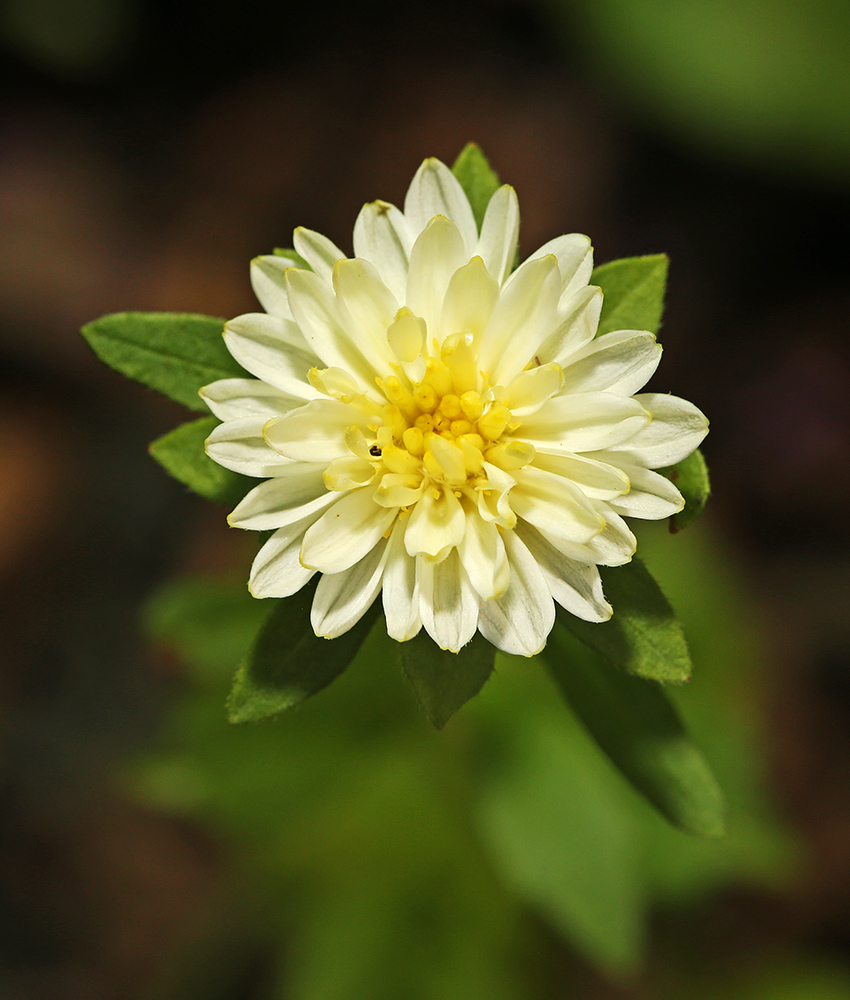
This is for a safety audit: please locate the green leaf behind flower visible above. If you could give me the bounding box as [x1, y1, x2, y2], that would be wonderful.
[662, 447, 711, 531]
[149, 416, 251, 506]
[558, 558, 692, 684]
[227, 583, 381, 724]
[452, 143, 501, 232]
[398, 631, 496, 729]
[542, 628, 725, 838]
[592, 255, 669, 336]
[81, 312, 241, 410]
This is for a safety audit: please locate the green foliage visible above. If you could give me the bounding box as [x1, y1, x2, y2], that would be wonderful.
[544, 624, 724, 838]
[398, 631, 496, 729]
[592, 254, 668, 336]
[149, 416, 251, 506]
[81, 312, 240, 410]
[452, 143, 501, 232]
[664, 447, 711, 531]
[227, 582, 381, 723]
[273, 247, 311, 269]
[559, 558, 692, 684]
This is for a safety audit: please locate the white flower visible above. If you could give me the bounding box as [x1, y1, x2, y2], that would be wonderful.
[201, 158, 707, 656]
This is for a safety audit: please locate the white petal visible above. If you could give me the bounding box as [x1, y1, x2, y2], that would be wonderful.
[604, 461, 685, 520]
[506, 364, 563, 417]
[292, 227, 347, 282]
[403, 485, 466, 559]
[528, 509, 635, 568]
[333, 258, 397, 372]
[263, 398, 374, 463]
[457, 504, 510, 600]
[559, 331, 661, 396]
[200, 378, 300, 421]
[518, 392, 650, 453]
[311, 538, 388, 638]
[406, 216, 467, 340]
[250, 256, 295, 320]
[285, 268, 379, 388]
[249, 509, 326, 598]
[352, 200, 413, 304]
[479, 254, 562, 385]
[525, 233, 593, 300]
[418, 548, 479, 652]
[478, 530, 554, 656]
[228, 465, 332, 530]
[300, 487, 396, 574]
[440, 256, 500, 341]
[511, 466, 605, 545]
[531, 451, 630, 500]
[537, 285, 603, 366]
[205, 416, 294, 477]
[476, 185, 520, 285]
[382, 521, 422, 641]
[618, 393, 709, 467]
[224, 313, 320, 398]
[515, 522, 611, 622]
[404, 158, 478, 257]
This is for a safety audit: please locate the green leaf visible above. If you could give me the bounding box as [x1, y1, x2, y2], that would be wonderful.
[662, 447, 711, 532]
[149, 416, 251, 506]
[227, 583, 381, 723]
[397, 631, 496, 729]
[452, 143, 501, 232]
[542, 629, 725, 837]
[558, 558, 693, 684]
[81, 312, 241, 410]
[592, 255, 669, 336]
[273, 248, 311, 269]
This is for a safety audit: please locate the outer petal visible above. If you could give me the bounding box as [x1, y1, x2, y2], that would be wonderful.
[529, 510, 635, 568]
[517, 392, 650, 454]
[200, 378, 300, 421]
[228, 466, 333, 530]
[418, 548, 479, 652]
[515, 522, 612, 622]
[475, 184, 520, 285]
[478, 254, 562, 385]
[263, 398, 374, 463]
[311, 538, 389, 638]
[352, 200, 413, 304]
[223, 313, 320, 399]
[604, 460, 685, 520]
[333, 258, 397, 372]
[205, 416, 294, 477]
[478, 530, 555, 656]
[537, 285, 603, 366]
[406, 215, 467, 340]
[300, 487, 396, 574]
[250, 256, 296, 321]
[559, 331, 662, 396]
[248, 508, 325, 598]
[525, 233, 593, 301]
[531, 451, 630, 501]
[382, 521, 422, 641]
[292, 227, 347, 282]
[457, 503, 510, 600]
[404, 158, 478, 257]
[618, 393, 709, 468]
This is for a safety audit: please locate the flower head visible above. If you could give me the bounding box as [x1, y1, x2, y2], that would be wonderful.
[201, 158, 707, 655]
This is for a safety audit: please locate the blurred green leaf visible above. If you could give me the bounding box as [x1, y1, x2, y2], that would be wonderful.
[398, 631, 495, 729]
[81, 312, 240, 410]
[663, 447, 711, 532]
[273, 247, 311, 269]
[542, 627, 725, 837]
[227, 584, 380, 723]
[592, 254, 668, 336]
[475, 709, 645, 978]
[149, 416, 251, 506]
[452, 143, 501, 231]
[558, 558, 693, 683]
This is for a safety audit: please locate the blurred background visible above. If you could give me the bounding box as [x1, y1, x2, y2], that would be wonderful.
[2, 0, 850, 996]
